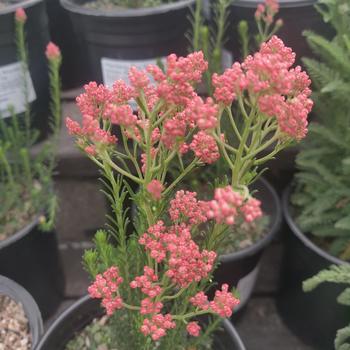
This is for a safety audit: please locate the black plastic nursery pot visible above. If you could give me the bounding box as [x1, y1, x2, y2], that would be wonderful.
[277, 185, 350, 350]
[225, 0, 332, 63]
[0, 275, 44, 349]
[60, 0, 195, 85]
[0, 0, 51, 139]
[214, 177, 282, 313]
[36, 294, 246, 350]
[0, 215, 65, 320]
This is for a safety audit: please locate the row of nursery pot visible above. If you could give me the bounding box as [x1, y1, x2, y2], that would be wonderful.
[0, 0, 331, 92]
[278, 1, 350, 349]
[0, 8, 65, 323]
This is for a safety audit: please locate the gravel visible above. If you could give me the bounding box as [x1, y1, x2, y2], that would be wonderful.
[0, 294, 31, 350]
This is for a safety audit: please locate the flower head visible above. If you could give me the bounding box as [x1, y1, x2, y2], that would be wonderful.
[147, 180, 164, 201]
[15, 8, 27, 23]
[45, 42, 61, 61]
[187, 322, 201, 337]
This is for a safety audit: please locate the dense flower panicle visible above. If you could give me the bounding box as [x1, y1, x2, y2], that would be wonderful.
[139, 221, 168, 263]
[212, 63, 246, 105]
[190, 291, 209, 310]
[147, 180, 164, 201]
[190, 131, 220, 164]
[128, 66, 150, 91]
[111, 80, 134, 104]
[140, 298, 163, 315]
[212, 36, 312, 140]
[88, 266, 124, 315]
[66, 117, 81, 135]
[241, 198, 263, 223]
[45, 42, 61, 60]
[190, 285, 240, 318]
[187, 322, 201, 337]
[141, 314, 176, 340]
[207, 186, 244, 225]
[183, 97, 219, 130]
[169, 190, 209, 225]
[15, 8, 27, 23]
[165, 225, 217, 287]
[140, 221, 216, 287]
[105, 104, 137, 127]
[210, 284, 240, 318]
[130, 266, 162, 298]
[166, 51, 208, 84]
[76, 82, 111, 117]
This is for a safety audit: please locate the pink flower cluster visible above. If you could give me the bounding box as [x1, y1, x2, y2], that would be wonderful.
[212, 36, 313, 140]
[139, 221, 216, 287]
[88, 266, 123, 315]
[190, 284, 240, 318]
[208, 186, 263, 225]
[146, 179, 164, 200]
[141, 314, 176, 341]
[169, 190, 209, 226]
[190, 131, 220, 164]
[130, 266, 162, 298]
[255, 0, 279, 24]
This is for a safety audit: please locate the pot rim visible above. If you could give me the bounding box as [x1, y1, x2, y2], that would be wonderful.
[0, 215, 41, 250]
[60, 0, 195, 18]
[0, 275, 43, 349]
[0, 0, 43, 15]
[219, 177, 282, 264]
[282, 184, 347, 266]
[37, 294, 246, 350]
[230, 0, 316, 8]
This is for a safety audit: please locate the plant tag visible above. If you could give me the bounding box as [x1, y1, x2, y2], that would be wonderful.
[0, 62, 36, 119]
[221, 48, 233, 70]
[101, 57, 166, 88]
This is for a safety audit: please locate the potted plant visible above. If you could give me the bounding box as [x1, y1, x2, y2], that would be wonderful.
[303, 265, 350, 350]
[225, 0, 332, 65]
[278, 0, 350, 348]
[0, 275, 44, 350]
[59, 0, 195, 85]
[36, 30, 310, 348]
[0, 0, 51, 140]
[185, 0, 285, 311]
[0, 8, 64, 320]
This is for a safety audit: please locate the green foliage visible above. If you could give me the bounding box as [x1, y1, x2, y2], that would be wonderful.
[189, 0, 232, 94]
[303, 265, 350, 350]
[292, 0, 350, 259]
[0, 14, 61, 240]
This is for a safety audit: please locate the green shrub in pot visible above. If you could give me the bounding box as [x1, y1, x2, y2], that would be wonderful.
[304, 264, 350, 349]
[0, 8, 62, 239]
[291, 0, 350, 260]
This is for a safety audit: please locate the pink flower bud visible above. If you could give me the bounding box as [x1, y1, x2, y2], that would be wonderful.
[15, 8, 27, 23]
[45, 42, 61, 60]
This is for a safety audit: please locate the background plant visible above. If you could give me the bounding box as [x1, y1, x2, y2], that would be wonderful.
[0, 9, 62, 240]
[304, 264, 350, 349]
[86, 0, 180, 9]
[291, 0, 350, 259]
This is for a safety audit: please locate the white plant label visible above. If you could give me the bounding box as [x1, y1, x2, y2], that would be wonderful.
[101, 57, 166, 88]
[221, 48, 234, 70]
[0, 62, 36, 119]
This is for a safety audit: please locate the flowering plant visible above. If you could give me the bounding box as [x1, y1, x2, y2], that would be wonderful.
[0, 9, 61, 240]
[67, 33, 312, 347]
